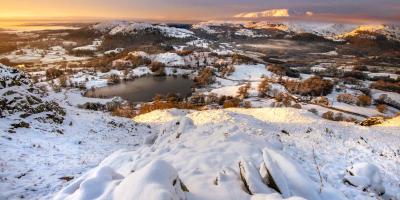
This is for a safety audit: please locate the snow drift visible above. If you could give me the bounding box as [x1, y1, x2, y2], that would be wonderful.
[56, 108, 400, 199]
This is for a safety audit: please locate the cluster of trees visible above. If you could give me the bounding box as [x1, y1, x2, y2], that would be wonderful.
[336, 93, 372, 107]
[237, 83, 251, 99]
[125, 54, 151, 67]
[284, 76, 334, 96]
[370, 80, 400, 93]
[268, 65, 300, 78]
[219, 65, 235, 77]
[194, 67, 215, 86]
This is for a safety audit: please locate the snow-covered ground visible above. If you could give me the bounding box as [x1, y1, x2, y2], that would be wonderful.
[2, 46, 89, 64]
[55, 108, 400, 200]
[0, 88, 153, 200]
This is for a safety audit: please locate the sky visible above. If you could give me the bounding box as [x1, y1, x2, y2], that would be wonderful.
[0, 0, 399, 23]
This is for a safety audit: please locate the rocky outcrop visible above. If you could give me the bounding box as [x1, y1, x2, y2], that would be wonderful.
[0, 64, 65, 129]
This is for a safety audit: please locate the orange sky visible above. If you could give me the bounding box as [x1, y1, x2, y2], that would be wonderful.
[0, 0, 399, 23]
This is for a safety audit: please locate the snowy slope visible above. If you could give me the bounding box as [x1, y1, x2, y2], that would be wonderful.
[56, 108, 400, 200]
[192, 21, 400, 41]
[91, 21, 194, 38]
[235, 9, 291, 18]
[0, 66, 152, 200]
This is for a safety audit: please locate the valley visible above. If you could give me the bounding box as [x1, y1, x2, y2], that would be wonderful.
[1, 19, 400, 200]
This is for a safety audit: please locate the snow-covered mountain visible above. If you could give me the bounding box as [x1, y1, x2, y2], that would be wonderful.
[234, 9, 314, 18]
[234, 9, 291, 18]
[91, 21, 194, 38]
[192, 20, 400, 41]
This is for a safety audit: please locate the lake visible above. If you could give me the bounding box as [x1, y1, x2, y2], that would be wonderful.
[85, 76, 195, 103]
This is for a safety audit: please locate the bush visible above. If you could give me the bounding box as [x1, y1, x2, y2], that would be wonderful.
[0, 58, 13, 66]
[268, 65, 300, 78]
[237, 83, 251, 99]
[149, 61, 165, 72]
[292, 103, 302, 109]
[111, 106, 136, 118]
[46, 68, 64, 80]
[195, 67, 215, 86]
[243, 101, 252, 108]
[126, 54, 151, 67]
[258, 78, 271, 97]
[308, 108, 318, 115]
[108, 74, 121, 85]
[59, 75, 68, 87]
[176, 49, 193, 56]
[353, 65, 368, 71]
[275, 93, 292, 107]
[232, 53, 255, 64]
[322, 111, 335, 120]
[284, 76, 333, 96]
[337, 93, 357, 104]
[370, 80, 400, 93]
[223, 98, 241, 108]
[268, 65, 286, 76]
[220, 65, 235, 77]
[312, 96, 330, 106]
[376, 104, 387, 113]
[343, 70, 367, 80]
[356, 95, 372, 107]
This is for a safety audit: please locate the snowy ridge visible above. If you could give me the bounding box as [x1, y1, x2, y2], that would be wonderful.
[91, 21, 194, 38]
[192, 20, 400, 41]
[339, 24, 400, 41]
[235, 9, 291, 18]
[57, 108, 400, 200]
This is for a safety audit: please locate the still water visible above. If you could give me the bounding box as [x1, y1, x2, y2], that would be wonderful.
[85, 76, 195, 103]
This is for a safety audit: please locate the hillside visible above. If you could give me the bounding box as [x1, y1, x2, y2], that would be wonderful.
[56, 108, 400, 200]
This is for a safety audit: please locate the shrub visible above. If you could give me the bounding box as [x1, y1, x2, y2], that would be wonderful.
[370, 80, 400, 93]
[237, 83, 251, 99]
[149, 61, 165, 72]
[322, 111, 335, 120]
[243, 101, 252, 108]
[353, 65, 368, 71]
[337, 93, 357, 104]
[220, 65, 235, 77]
[59, 75, 68, 87]
[126, 54, 151, 67]
[312, 96, 330, 106]
[356, 95, 372, 107]
[334, 113, 345, 121]
[343, 70, 367, 80]
[177, 49, 193, 56]
[0, 58, 13, 66]
[308, 108, 318, 115]
[195, 67, 215, 86]
[268, 65, 286, 77]
[275, 93, 292, 107]
[292, 103, 302, 109]
[268, 65, 300, 78]
[223, 98, 241, 108]
[258, 78, 271, 97]
[46, 68, 64, 80]
[232, 53, 255, 64]
[376, 104, 387, 113]
[111, 106, 136, 118]
[108, 74, 121, 85]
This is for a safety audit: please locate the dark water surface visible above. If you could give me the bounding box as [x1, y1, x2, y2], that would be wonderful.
[86, 76, 194, 103]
